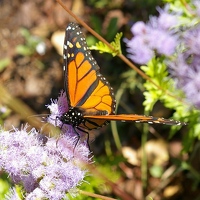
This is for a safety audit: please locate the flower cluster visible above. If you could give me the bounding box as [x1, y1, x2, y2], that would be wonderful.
[169, 25, 200, 109]
[124, 6, 179, 64]
[125, 2, 200, 109]
[0, 92, 90, 199]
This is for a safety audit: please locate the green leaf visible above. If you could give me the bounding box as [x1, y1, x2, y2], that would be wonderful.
[141, 58, 185, 113]
[90, 32, 123, 56]
[16, 28, 42, 56]
[0, 179, 10, 199]
[16, 45, 34, 56]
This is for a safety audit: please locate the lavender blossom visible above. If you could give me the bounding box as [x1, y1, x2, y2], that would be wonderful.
[124, 7, 178, 64]
[194, 1, 200, 17]
[0, 92, 90, 199]
[169, 25, 200, 109]
[47, 91, 69, 128]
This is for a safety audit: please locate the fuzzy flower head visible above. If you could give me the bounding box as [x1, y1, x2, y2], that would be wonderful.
[169, 24, 200, 109]
[124, 6, 179, 64]
[46, 90, 69, 129]
[194, 1, 200, 17]
[0, 126, 90, 199]
[0, 91, 91, 199]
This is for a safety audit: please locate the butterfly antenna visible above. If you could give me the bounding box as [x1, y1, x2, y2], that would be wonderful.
[27, 114, 49, 119]
[27, 114, 51, 124]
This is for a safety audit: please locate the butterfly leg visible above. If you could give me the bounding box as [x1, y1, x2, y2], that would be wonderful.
[71, 127, 80, 153]
[75, 127, 91, 152]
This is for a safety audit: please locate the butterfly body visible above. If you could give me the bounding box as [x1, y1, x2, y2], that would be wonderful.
[60, 106, 109, 129]
[59, 22, 185, 136]
[60, 107, 85, 127]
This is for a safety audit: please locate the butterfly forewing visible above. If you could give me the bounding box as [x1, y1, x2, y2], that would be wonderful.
[63, 22, 116, 129]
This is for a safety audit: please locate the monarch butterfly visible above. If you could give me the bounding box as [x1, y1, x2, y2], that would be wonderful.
[59, 22, 185, 141]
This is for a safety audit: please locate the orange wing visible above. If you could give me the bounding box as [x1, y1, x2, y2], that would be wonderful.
[63, 23, 116, 129]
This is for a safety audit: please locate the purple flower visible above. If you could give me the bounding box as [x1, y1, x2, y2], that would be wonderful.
[184, 27, 200, 56]
[156, 7, 178, 30]
[0, 92, 90, 199]
[47, 90, 69, 128]
[169, 25, 200, 109]
[148, 29, 177, 56]
[194, 1, 200, 17]
[124, 7, 178, 64]
[124, 36, 154, 64]
[131, 21, 147, 35]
